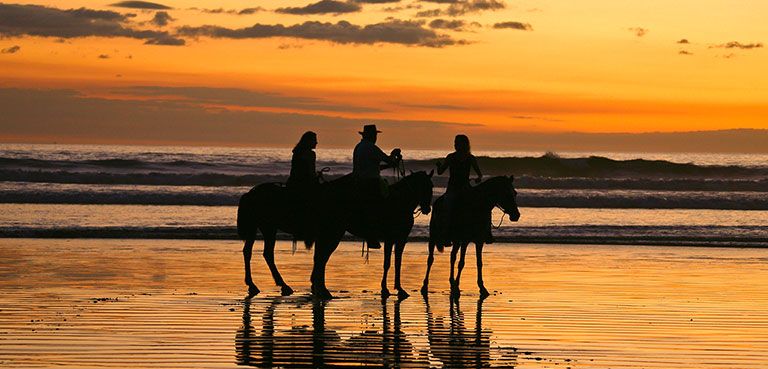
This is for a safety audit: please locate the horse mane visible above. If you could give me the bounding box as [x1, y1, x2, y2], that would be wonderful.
[475, 176, 509, 191]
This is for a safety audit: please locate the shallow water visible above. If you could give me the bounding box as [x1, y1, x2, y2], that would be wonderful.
[1, 239, 768, 368]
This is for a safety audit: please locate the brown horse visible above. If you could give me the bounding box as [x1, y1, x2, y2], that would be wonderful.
[310, 171, 434, 299]
[421, 176, 520, 298]
[237, 171, 433, 299]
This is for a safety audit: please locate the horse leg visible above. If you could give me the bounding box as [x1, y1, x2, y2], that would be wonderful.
[475, 242, 490, 298]
[262, 230, 293, 296]
[449, 242, 460, 292]
[394, 240, 409, 300]
[243, 240, 259, 296]
[311, 233, 341, 300]
[453, 242, 468, 296]
[381, 241, 393, 298]
[420, 241, 435, 296]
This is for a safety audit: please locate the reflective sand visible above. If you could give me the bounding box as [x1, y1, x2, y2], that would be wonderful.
[1, 239, 768, 368]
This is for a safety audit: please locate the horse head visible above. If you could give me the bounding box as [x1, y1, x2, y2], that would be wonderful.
[484, 175, 520, 222]
[404, 170, 434, 215]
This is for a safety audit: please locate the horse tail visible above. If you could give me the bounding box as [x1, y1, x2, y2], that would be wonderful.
[237, 189, 259, 240]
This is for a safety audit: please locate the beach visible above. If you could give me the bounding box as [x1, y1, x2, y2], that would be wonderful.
[2, 239, 768, 368]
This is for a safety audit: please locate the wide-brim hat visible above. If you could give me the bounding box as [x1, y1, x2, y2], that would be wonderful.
[359, 124, 382, 135]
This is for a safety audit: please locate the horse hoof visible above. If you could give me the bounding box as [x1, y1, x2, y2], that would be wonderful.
[420, 285, 429, 296]
[248, 285, 260, 297]
[313, 288, 333, 300]
[281, 285, 294, 296]
[381, 289, 391, 298]
[397, 289, 410, 300]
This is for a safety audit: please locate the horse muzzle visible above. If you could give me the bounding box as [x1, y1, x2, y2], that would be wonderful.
[508, 210, 521, 222]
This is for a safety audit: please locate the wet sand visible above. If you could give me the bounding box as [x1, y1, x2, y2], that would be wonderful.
[1, 239, 768, 368]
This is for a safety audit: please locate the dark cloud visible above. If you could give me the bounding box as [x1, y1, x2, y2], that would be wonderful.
[399, 102, 469, 110]
[415, 9, 442, 17]
[0, 3, 184, 46]
[493, 21, 532, 31]
[239, 7, 264, 15]
[191, 7, 265, 15]
[428, 19, 468, 31]
[445, 0, 504, 16]
[110, 1, 171, 10]
[711, 41, 763, 49]
[628, 27, 648, 37]
[678, 50, 692, 55]
[144, 34, 185, 45]
[1, 45, 20, 54]
[276, 0, 362, 15]
[352, 0, 401, 3]
[178, 19, 463, 47]
[114, 86, 383, 113]
[150, 11, 174, 26]
[677, 38, 689, 44]
[416, 0, 505, 17]
[420, 0, 462, 3]
[98, 54, 110, 59]
[0, 87, 472, 148]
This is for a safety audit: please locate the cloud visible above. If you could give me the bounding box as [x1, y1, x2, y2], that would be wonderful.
[428, 19, 466, 30]
[678, 50, 693, 55]
[150, 11, 174, 26]
[110, 1, 171, 10]
[353, 0, 401, 3]
[416, 0, 505, 17]
[178, 19, 463, 47]
[677, 38, 689, 44]
[398, 102, 469, 110]
[1, 45, 20, 54]
[628, 27, 648, 37]
[0, 3, 184, 46]
[276, 0, 362, 15]
[445, 0, 505, 16]
[711, 41, 763, 49]
[191, 7, 265, 15]
[114, 86, 383, 113]
[98, 54, 110, 59]
[238, 7, 264, 15]
[493, 21, 533, 31]
[0, 87, 472, 148]
[420, 0, 462, 3]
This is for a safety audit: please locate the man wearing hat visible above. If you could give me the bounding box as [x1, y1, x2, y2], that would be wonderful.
[352, 124, 402, 249]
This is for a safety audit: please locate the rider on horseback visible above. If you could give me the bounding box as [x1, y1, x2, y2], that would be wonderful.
[434, 134, 489, 242]
[352, 124, 402, 250]
[287, 131, 320, 240]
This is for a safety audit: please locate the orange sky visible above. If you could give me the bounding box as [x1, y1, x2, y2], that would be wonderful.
[0, 0, 767, 146]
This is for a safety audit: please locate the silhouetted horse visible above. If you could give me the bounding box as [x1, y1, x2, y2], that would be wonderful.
[421, 176, 520, 298]
[237, 182, 316, 296]
[311, 171, 434, 299]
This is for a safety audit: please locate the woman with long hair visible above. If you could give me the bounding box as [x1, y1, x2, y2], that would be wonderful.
[436, 134, 482, 192]
[434, 134, 484, 240]
[287, 131, 319, 189]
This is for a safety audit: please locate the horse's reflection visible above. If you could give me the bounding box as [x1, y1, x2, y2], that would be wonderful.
[424, 295, 506, 368]
[236, 295, 507, 367]
[236, 295, 340, 367]
[236, 296, 426, 367]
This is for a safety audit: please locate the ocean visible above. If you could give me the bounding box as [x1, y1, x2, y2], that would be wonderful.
[1, 143, 767, 247]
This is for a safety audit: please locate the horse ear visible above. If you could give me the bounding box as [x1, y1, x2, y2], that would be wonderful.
[428, 169, 434, 178]
[509, 175, 515, 183]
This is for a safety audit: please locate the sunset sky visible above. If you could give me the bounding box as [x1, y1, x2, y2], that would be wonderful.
[1, 0, 766, 149]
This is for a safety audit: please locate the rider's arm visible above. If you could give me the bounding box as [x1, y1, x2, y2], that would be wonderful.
[377, 147, 401, 170]
[471, 155, 483, 183]
[436, 154, 451, 175]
